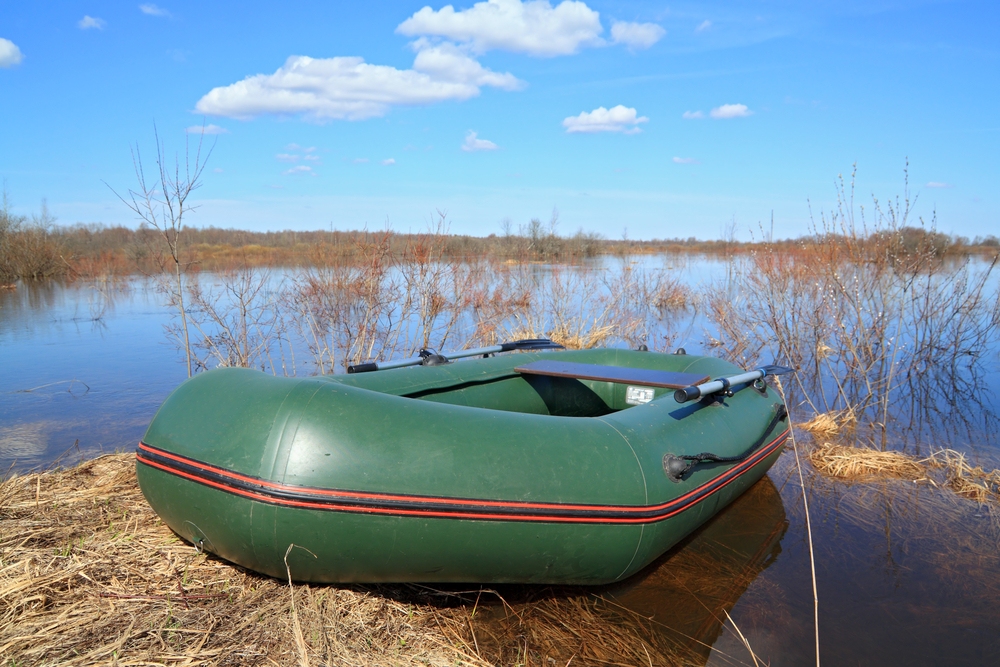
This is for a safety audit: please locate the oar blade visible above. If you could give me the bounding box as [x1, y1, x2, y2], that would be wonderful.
[499, 338, 565, 352]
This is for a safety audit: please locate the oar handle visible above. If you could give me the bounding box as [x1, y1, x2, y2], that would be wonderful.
[674, 365, 794, 403]
[347, 338, 564, 374]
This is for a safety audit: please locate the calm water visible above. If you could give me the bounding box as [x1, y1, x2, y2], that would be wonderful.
[2, 256, 999, 665]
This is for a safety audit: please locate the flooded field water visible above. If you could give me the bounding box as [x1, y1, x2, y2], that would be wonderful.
[2, 255, 999, 665]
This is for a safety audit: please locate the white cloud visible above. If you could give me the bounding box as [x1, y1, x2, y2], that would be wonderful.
[695, 20, 712, 33]
[303, 154, 321, 162]
[186, 123, 229, 134]
[284, 165, 313, 175]
[213, 168, 224, 173]
[462, 131, 498, 151]
[275, 153, 300, 162]
[682, 110, 704, 119]
[672, 157, 699, 164]
[0, 38, 24, 68]
[195, 45, 522, 121]
[140, 4, 170, 17]
[78, 16, 106, 30]
[563, 105, 648, 134]
[397, 0, 604, 57]
[382, 158, 396, 165]
[925, 181, 953, 189]
[411, 40, 522, 90]
[610, 21, 665, 50]
[710, 103, 752, 119]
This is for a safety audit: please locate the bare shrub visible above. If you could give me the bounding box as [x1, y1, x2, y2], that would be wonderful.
[111, 126, 214, 377]
[0, 189, 65, 282]
[183, 260, 292, 374]
[708, 166, 998, 443]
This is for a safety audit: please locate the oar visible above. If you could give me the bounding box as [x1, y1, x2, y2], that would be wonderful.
[673, 364, 795, 403]
[347, 338, 565, 374]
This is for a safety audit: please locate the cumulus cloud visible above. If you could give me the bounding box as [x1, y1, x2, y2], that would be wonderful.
[925, 182, 953, 189]
[195, 44, 522, 121]
[382, 158, 396, 165]
[275, 153, 299, 162]
[284, 165, 313, 175]
[410, 39, 523, 89]
[710, 103, 752, 119]
[682, 110, 704, 119]
[672, 157, 699, 164]
[78, 16, 106, 30]
[140, 4, 170, 17]
[185, 123, 229, 134]
[610, 21, 665, 50]
[303, 154, 321, 161]
[695, 20, 712, 33]
[0, 38, 24, 68]
[397, 0, 604, 57]
[563, 105, 648, 133]
[462, 131, 498, 151]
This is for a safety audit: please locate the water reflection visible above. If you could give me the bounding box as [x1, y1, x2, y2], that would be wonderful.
[0, 278, 186, 470]
[458, 477, 787, 666]
[605, 475, 787, 663]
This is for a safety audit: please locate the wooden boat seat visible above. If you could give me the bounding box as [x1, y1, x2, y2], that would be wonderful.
[515, 360, 709, 389]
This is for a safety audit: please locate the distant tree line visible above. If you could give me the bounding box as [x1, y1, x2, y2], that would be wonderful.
[1, 192, 997, 283]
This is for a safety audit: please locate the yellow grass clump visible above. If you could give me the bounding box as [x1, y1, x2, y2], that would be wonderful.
[798, 410, 856, 438]
[809, 442, 1000, 506]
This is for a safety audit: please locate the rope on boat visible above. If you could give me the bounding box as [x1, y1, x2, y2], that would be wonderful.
[663, 404, 789, 483]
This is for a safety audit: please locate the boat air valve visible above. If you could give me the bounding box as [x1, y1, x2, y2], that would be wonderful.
[663, 454, 693, 483]
[419, 349, 451, 366]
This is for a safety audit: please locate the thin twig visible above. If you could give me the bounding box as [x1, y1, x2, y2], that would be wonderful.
[778, 379, 820, 666]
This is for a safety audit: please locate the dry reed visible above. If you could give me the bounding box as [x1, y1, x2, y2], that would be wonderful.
[798, 411, 856, 438]
[0, 454, 489, 666]
[810, 442, 1000, 505]
[1, 455, 740, 666]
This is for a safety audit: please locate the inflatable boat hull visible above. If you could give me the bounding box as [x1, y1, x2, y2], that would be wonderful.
[136, 349, 788, 584]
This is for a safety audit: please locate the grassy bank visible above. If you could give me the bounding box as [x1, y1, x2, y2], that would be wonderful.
[0, 455, 722, 667]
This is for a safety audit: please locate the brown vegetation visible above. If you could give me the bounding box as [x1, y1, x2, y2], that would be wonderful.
[707, 168, 999, 446]
[810, 441, 1000, 505]
[1, 454, 761, 667]
[0, 190, 65, 283]
[0, 454, 478, 665]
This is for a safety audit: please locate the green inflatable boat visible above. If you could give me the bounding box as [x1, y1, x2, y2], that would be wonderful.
[136, 347, 789, 584]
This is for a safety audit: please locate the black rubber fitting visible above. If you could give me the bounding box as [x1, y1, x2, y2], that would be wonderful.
[663, 454, 693, 482]
[674, 386, 701, 403]
[347, 362, 378, 374]
[421, 354, 450, 366]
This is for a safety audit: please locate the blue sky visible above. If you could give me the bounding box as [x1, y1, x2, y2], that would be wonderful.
[1, 1, 997, 240]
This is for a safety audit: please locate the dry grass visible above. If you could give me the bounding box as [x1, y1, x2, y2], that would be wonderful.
[0, 454, 489, 666]
[0, 455, 734, 667]
[798, 410, 856, 438]
[809, 442, 927, 480]
[809, 442, 1000, 505]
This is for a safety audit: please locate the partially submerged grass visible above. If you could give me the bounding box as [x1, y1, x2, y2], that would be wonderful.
[798, 410, 856, 438]
[810, 442, 1000, 505]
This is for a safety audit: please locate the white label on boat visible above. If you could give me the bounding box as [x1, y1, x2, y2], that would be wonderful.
[626, 386, 655, 405]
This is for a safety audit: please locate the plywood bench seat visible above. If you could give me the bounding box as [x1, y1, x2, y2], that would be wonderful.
[514, 360, 709, 389]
